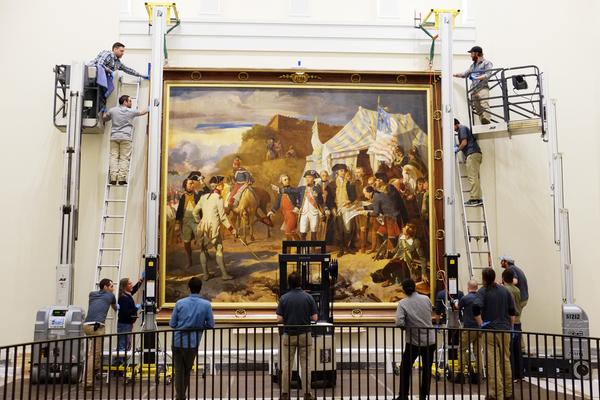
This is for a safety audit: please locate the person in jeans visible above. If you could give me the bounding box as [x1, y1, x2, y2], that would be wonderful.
[83, 278, 117, 390]
[102, 95, 148, 185]
[169, 277, 215, 400]
[454, 118, 483, 206]
[396, 278, 436, 400]
[456, 280, 484, 383]
[116, 275, 144, 363]
[454, 45, 494, 124]
[474, 268, 516, 400]
[276, 272, 318, 400]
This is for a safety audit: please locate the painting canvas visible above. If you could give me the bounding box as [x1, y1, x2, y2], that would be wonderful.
[161, 81, 435, 309]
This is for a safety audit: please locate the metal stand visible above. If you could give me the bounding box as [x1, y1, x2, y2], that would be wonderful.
[276, 241, 338, 388]
[136, 2, 179, 385]
[56, 61, 85, 307]
[435, 10, 462, 328]
[542, 76, 591, 378]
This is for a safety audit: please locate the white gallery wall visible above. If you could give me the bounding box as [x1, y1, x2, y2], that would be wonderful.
[0, 0, 598, 345]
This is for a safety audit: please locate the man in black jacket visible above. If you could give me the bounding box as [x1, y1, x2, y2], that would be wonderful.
[369, 172, 403, 258]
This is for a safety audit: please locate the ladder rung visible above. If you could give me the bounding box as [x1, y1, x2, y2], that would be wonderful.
[102, 231, 123, 235]
[467, 220, 486, 223]
[469, 235, 488, 239]
[97, 264, 120, 268]
[106, 199, 126, 203]
[472, 266, 489, 270]
[105, 215, 125, 218]
[470, 251, 490, 254]
[100, 248, 121, 251]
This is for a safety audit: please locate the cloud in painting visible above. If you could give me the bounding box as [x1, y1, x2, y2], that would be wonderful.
[169, 139, 238, 176]
[168, 87, 428, 132]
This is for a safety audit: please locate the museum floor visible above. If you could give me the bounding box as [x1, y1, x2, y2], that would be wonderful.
[4, 369, 592, 399]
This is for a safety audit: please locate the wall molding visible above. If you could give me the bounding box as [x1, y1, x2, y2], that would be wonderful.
[119, 18, 476, 55]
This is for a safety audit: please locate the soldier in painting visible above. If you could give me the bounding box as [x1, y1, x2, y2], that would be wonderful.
[296, 170, 324, 241]
[331, 163, 357, 256]
[193, 176, 236, 281]
[369, 172, 403, 259]
[175, 174, 202, 268]
[353, 166, 370, 252]
[269, 174, 300, 241]
[227, 156, 255, 209]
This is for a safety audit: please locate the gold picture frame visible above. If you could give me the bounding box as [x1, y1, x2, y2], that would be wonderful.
[158, 68, 444, 323]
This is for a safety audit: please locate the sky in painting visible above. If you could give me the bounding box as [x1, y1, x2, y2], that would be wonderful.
[167, 87, 428, 176]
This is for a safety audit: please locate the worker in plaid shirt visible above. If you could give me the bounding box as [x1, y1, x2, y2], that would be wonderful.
[89, 42, 146, 78]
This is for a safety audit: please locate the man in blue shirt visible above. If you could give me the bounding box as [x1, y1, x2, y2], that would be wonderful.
[169, 277, 215, 400]
[456, 280, 484, 383]
[454, 45, 494, 124]
[454, 118, 483, 206]
[83, 278, 117, 390]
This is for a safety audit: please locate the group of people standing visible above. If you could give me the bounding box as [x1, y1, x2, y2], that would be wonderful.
[397, 255, 529, 400]
[175, 171, 237, 280]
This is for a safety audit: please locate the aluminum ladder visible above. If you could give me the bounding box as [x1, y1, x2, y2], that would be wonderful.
[93, 75, 141, 306]
[456, 152, 494, 279]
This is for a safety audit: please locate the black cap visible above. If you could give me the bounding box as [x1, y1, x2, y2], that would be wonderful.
[187, 171, 202, 181]
[454, 118, 460, 125]
[468, 46, 483, 54]
[209, 175, 225, 185]
[332, 163, 348, 172]
[303, 169, 319, 178]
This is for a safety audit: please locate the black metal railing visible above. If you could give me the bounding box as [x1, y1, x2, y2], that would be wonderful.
[465, 65, 544, 132]
[1, 325, 597, 399]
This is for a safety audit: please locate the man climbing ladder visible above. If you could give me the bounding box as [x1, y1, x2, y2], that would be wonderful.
[103, 95, 148, 185]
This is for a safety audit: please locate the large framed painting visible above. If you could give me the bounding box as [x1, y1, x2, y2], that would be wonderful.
[160, 69, 444, 322]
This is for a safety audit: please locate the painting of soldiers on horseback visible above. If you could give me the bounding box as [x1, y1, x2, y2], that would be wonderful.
[162, 83, 435, 307]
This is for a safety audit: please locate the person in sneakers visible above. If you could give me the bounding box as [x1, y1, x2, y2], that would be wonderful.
[454, 118, 483, 206]
[102, 95, 148, 185]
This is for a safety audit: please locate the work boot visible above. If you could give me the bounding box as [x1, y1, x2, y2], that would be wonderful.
[118, 180, 127, 185]
[216, 255, 233, 280]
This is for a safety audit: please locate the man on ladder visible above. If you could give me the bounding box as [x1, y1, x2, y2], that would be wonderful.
[103, 95, 148, 185]
[454, 118, 483, 206]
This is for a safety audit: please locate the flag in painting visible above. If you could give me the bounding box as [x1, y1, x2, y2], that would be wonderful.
[367, 106, 397, 165]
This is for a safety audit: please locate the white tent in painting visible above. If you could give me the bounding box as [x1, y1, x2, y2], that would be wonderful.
[304, 106, 428, 176]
